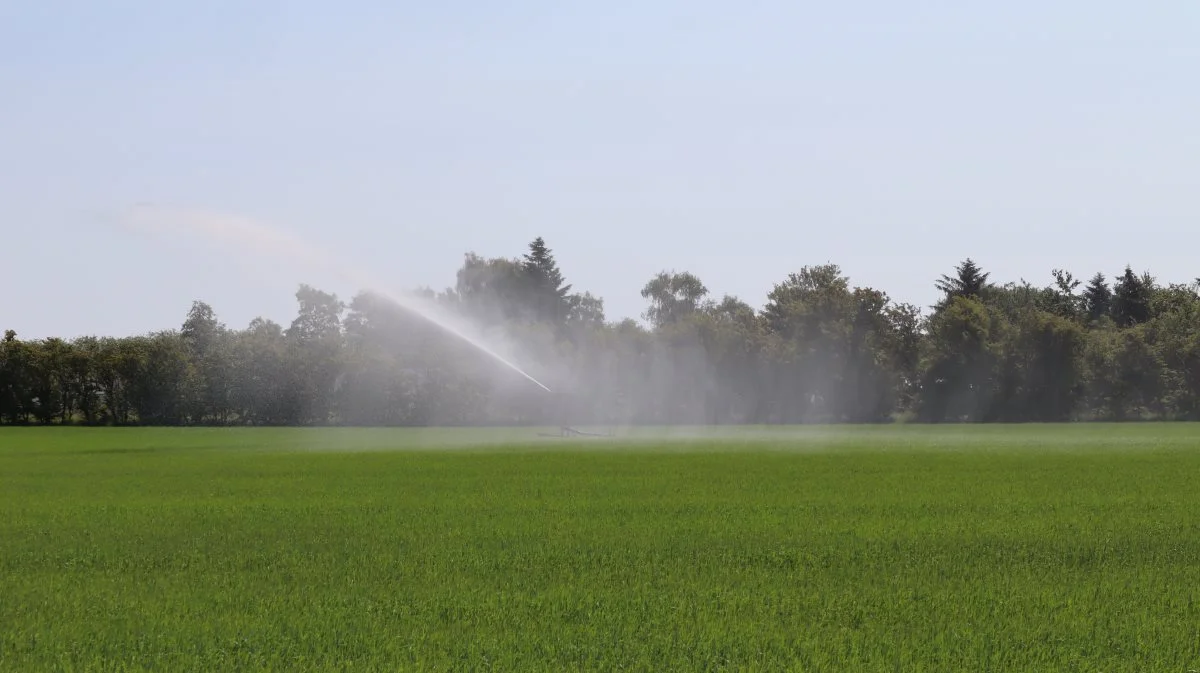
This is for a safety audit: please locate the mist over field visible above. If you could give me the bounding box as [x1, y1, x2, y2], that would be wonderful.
[3, 209, 1200, 428]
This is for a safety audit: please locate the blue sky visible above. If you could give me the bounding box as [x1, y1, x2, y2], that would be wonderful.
[2, 0, 1198, 338]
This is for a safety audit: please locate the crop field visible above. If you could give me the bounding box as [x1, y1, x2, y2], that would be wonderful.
[3, 425, 1200, 671]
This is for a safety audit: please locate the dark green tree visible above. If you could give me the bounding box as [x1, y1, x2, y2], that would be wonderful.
[180, 301, 231, 424]
[284, 285, 345, 424]
[65, 336, 101, 424]
[125, 332, 189, 425]
[230, 318, 288, 425]
[453, 253, 527, 325]
[1045, 269, 1083, 319]
[641, 271, 710, 328]
[567, 292, 606, 327]
[1111, 266, 1153, 327]
[1082, 273, 1113, 323]
[521, 237, 573, 324]
[918, 296, 996, 422]
[934, 258, 991, 305]
[0, 331, 32, 423]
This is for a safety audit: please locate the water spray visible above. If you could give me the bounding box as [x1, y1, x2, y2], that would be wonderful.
[119, 204, 625, 438]
[120, 204, 555, 394]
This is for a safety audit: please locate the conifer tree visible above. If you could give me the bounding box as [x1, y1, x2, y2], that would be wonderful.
[521, 237, 572, 324]
[934, 258, 990, 307]
[1111, 266, 1152, 327]
[1081, 273, 1113, 322]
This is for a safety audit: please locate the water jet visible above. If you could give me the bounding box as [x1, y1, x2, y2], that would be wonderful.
[123, 204, 556, 394]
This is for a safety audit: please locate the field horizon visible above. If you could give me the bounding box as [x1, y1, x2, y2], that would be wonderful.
[6, 421, 1200, 451]
[4, 425, 1199, 671]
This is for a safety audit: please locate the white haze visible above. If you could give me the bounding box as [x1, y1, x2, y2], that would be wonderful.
[121, 203, 554, 393]
[115, 205, 891, 437]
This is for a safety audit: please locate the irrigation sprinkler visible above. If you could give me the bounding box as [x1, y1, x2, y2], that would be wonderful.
[538, 426, 616, 439]
[534, 390, 618, 439]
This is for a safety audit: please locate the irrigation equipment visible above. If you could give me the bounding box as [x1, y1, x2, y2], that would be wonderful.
[534, 390, 619, 439]
[537, 426, 616, 438]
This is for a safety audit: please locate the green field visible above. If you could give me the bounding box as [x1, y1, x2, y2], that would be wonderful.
[3, 426, 1200, 671]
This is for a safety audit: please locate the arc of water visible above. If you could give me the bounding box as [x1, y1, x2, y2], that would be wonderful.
[372, 291, 553, 393]
[121, 204, 554, 393]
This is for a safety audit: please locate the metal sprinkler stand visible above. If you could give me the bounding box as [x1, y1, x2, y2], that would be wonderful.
[536, 425, 614, 438]
[534, 390, 617, 439]
[562, 426, 612, 438]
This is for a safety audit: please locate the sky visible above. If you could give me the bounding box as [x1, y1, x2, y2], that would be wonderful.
[2, 0, 1198, 339]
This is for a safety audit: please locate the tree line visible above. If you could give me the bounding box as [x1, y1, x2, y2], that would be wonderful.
[4, 237, 1200, 426]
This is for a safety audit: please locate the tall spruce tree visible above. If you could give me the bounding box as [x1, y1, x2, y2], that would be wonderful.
[1111, 266, 1152, 327]
[1082, 272, 1113, 322]
[934, 258, 990, 305]
[521, 237, 572, 324]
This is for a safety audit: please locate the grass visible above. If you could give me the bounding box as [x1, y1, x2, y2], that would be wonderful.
[2, 425, 1200, 671]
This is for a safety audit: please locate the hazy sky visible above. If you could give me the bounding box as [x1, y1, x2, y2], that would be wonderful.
[2, 0, 1198, 339]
